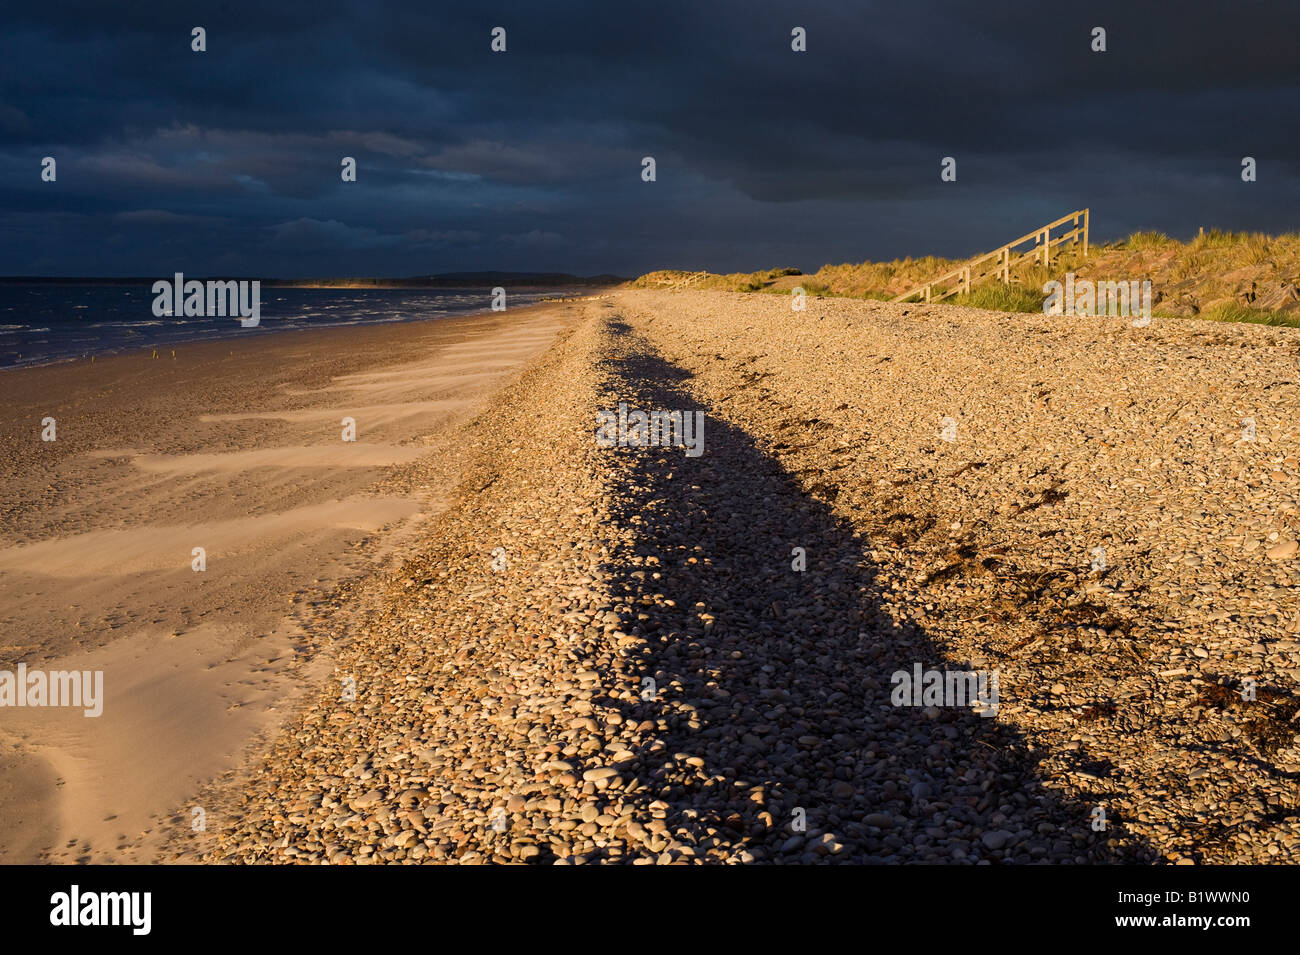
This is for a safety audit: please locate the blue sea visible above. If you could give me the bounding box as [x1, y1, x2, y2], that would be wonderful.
[0, 284, 578, 369]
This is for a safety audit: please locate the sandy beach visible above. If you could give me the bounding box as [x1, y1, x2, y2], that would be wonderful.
[0, 301, 578, 862]
[5, 289, 1300, 865]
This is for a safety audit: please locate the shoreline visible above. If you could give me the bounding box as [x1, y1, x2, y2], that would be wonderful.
[0, 289, 616, 373]
[0, 299, 579, 862]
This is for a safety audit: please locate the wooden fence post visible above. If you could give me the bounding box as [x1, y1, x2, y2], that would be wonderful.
[1082, 208, 1090, 258]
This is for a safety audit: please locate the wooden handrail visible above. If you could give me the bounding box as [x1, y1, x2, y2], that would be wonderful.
[892, 209, 1089, 303]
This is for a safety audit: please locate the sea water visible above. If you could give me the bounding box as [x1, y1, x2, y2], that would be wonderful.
[0, 284, 577, 369]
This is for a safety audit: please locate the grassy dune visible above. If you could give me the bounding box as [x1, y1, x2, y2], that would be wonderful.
[634, 229, 1300, 326]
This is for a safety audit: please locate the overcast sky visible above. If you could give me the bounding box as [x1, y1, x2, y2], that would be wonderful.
[2, 1, 1298, 277]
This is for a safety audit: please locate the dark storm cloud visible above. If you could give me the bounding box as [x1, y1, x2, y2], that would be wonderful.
[1, 0, 1298, 276]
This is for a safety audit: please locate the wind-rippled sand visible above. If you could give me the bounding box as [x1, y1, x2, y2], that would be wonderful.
[0, 303, 575, 862]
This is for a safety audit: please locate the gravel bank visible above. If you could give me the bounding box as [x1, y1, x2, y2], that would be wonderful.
[184, 290, 1300, 864]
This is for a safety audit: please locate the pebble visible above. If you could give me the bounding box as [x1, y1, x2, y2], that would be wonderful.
[981, 831, 1012, 851]
[1266, 540, 1298, 561]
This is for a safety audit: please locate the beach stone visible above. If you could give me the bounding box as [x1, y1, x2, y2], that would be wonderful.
[1266, 540, 1298, 561]
[981, 831, 1011, 851]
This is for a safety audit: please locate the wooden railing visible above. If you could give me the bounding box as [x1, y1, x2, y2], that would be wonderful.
[668, 271, 710, 291]
[891, 209, 1089, 304]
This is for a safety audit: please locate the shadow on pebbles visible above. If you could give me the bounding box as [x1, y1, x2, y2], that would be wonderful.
[188, 296, 1300, 864]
